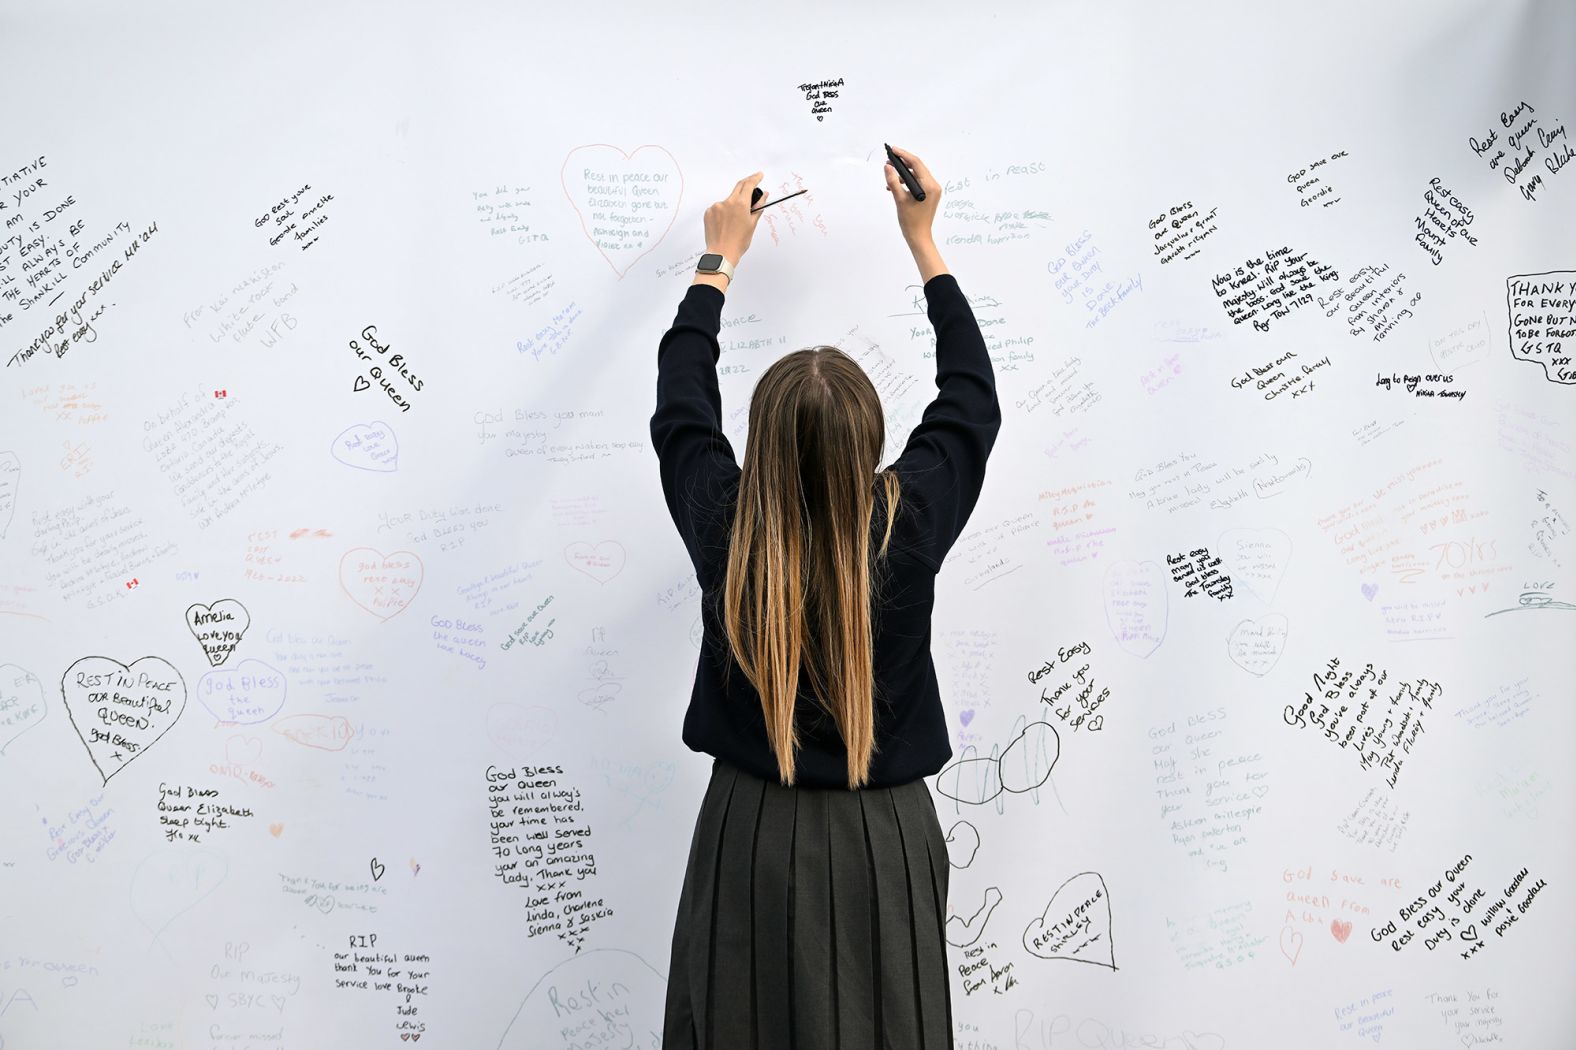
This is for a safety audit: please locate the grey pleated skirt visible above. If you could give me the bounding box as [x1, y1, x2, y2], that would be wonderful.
[663, 757, 953, 1050]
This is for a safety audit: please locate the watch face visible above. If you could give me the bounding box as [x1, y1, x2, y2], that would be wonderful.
[698, 253, 723, 270]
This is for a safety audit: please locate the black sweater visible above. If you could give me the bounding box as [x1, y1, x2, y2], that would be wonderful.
[650, 273, 1001, 789]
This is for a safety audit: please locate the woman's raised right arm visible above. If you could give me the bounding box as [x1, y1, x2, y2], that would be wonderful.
[884, 144, 949, 282]
[882, 147, 999, 570]
[907, 237, 949, 284]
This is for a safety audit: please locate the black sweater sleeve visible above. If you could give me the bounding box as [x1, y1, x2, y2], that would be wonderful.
[889, 273, 1003, 570]
[649, 282, 740, 578]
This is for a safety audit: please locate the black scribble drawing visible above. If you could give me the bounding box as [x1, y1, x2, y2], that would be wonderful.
[934, 718, 1061, 808]
[946, 886, 1003, 948]
[944, 820, 980, 868]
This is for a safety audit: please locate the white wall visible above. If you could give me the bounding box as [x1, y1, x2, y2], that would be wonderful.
[1, 2, 1572, 1047]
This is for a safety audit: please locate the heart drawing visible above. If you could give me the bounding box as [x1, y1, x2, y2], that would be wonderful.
[485, 703, 557, 754]
[0, 662, 46, 756]
[561, 144, 683, 278]
[130, 848, 227, 942]
[340, 548, 424, 621]
[565, 540, 625, 584]
[185, 598, 251, 667]
[1021, 871, 1116, 969]
[60, 656, 187, 784]
[226, 734, 263, 766]
[1217, 527, 1292, 605]
[1279, 925, 1303, 965]
[0, 450, 19, 540]
[1102, 560, 1168, 658]
[273, 713, 355, 751]
[331, 421, 399, 472]
[197, 659, 287, 725]
[1226, 614, 1289, 677]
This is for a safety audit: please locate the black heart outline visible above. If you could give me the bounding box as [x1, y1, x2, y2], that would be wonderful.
[60, 655, 188, 785]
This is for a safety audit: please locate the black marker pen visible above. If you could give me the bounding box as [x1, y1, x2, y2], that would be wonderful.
[751, 187, 808, 212]
[885, 143, 925, 201]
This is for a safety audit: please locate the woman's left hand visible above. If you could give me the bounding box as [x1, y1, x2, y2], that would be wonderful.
[703, 171, 768, 263]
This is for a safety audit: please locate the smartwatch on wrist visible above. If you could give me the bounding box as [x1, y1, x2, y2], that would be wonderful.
[695, 251, 735, 283]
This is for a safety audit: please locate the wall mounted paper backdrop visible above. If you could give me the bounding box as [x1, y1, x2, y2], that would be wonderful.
[2, 2, 1573, 1047]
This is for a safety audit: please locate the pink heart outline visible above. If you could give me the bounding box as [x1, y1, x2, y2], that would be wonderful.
[339, 547, 424, 622]
[560, 144, 684, 279]
[564, 540, 626, 584]
[1279, 925, 1304, 965]
[226, 733, 264, 766]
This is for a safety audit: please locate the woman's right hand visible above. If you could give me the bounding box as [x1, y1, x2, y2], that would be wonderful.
[884, 145, 942, 244]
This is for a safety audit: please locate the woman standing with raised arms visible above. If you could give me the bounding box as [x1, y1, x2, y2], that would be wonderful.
[650, 144, 1002, 1050]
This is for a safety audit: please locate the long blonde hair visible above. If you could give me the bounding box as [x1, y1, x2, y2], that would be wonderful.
[720, 345, 903, 789]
